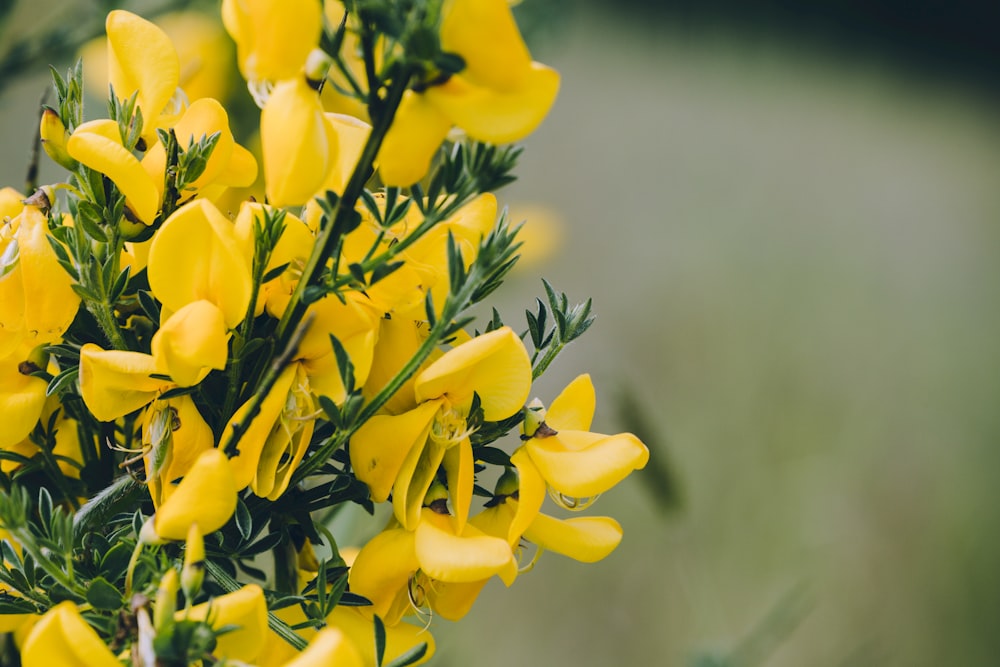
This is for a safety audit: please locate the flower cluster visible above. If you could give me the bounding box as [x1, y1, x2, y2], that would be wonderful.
[0, 1, 648, 665]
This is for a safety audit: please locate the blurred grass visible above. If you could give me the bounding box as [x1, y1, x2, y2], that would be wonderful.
[439, 5, 1000, 666]
[2, 2, 1000, 665]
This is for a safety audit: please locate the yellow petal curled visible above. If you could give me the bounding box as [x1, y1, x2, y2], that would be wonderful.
[79, 343, 170, 422]
[523, 514, 623, 563]
[415, 326, 531, 419]
[525, 430, 650, 498]
[545, 373, 596, 431]
[150, 448, 237, 541]
[67, 119, 160, 224]
[21, 601, 120, 667]
[152, 299, 230, 387]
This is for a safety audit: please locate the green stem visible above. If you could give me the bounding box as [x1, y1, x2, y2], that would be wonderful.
[204, 559, 308, 651]
[9, 525, 86, 598]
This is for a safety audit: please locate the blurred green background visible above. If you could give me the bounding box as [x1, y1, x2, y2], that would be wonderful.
[3, 1, 1000, 665]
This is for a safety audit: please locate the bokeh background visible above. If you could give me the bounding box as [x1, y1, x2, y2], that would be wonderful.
[3, 1, 1000, 665]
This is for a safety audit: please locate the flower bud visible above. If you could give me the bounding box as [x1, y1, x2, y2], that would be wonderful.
[39, 109, 78, 170]
[153, 568, 179, 632]
[181, 523, 205, 602]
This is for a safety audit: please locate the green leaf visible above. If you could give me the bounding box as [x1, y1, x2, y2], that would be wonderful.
[234, 498, 252, 543]
[384, 643, 429, 667]
[86, 576, 123, 610]
[374, 614, 387, 667]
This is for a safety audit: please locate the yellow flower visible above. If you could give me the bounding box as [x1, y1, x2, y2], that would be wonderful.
[348, 502, 514, 625]
[105, 10, 184, 136]
[147, 199, 252, 329]
[281, 628, 364, 667]
[520, 374, 650, 501]
[142, 448, 238, 543]
[151, 300, 231, 387]
[0, 205, 81, 349]
[143, 395, 214, 509]
[222, 0, 322, 83]
[21, 601, 120, 667]
[66, 119, 160, 224]
[377, 0, 559, 186]
[141, 97, 258, 199]
[78, 344, 171, 422]
[351, 326, 531, 531]
[260, 76, 338, 207]
[224, 363, 315, 500]
[0, 347, 48, 452]
[83, 11, 236, 105]
[182, 584, 268, 663]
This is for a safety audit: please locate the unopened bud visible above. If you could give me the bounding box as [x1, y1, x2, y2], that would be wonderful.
[39, 109, 78, 170]
[153, 568, 179, 632]
[181, 523, 205, 602]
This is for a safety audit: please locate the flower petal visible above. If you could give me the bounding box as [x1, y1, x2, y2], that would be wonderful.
[414, 512, 513, 583]
[326, 606, 435, 664]
[415, 326, 531, 420]
[350, 399, 440, 503]
[261, 77, 334, 207]
[106, 10, 180, 128]
[284, 628, 363, 667]
[79, 343, 170, 422]
[524, 514, 623, 563]
[67, 120, 160, 224]
[184, 584, 268, 663]
[377, 91, 451, 187]
[526, 430, 649, 498]
[545, 373, 596, 431]
[425, 63, 559, 144]
[440, 0, 531, 91]
[151, 448, 238, 541]
[21, 601, 120, 667]
[147, 199, 252, 327]
[151, 300, 230, 387]
[347, 527, 419, 624]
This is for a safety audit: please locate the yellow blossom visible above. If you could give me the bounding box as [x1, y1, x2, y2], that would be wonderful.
[377, 0, 559, 185]
[147, 199, 252, 328]
[105, 10, 184, 135]
[66, 119, 160, 224]
[182, 584, 268, 663]
[141, 448, 238, 542]
[143, 395, 214, 509]
[0, 206, 81, 349]
[221, 0, 322, 83]
[21, 602, 120, 667]
[520, 374, 650, 501]
[151, 300, 231, 387]
[352, 326, 531, 532]
[260, 76, 338, 207]
[78, 344, 171, 422]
